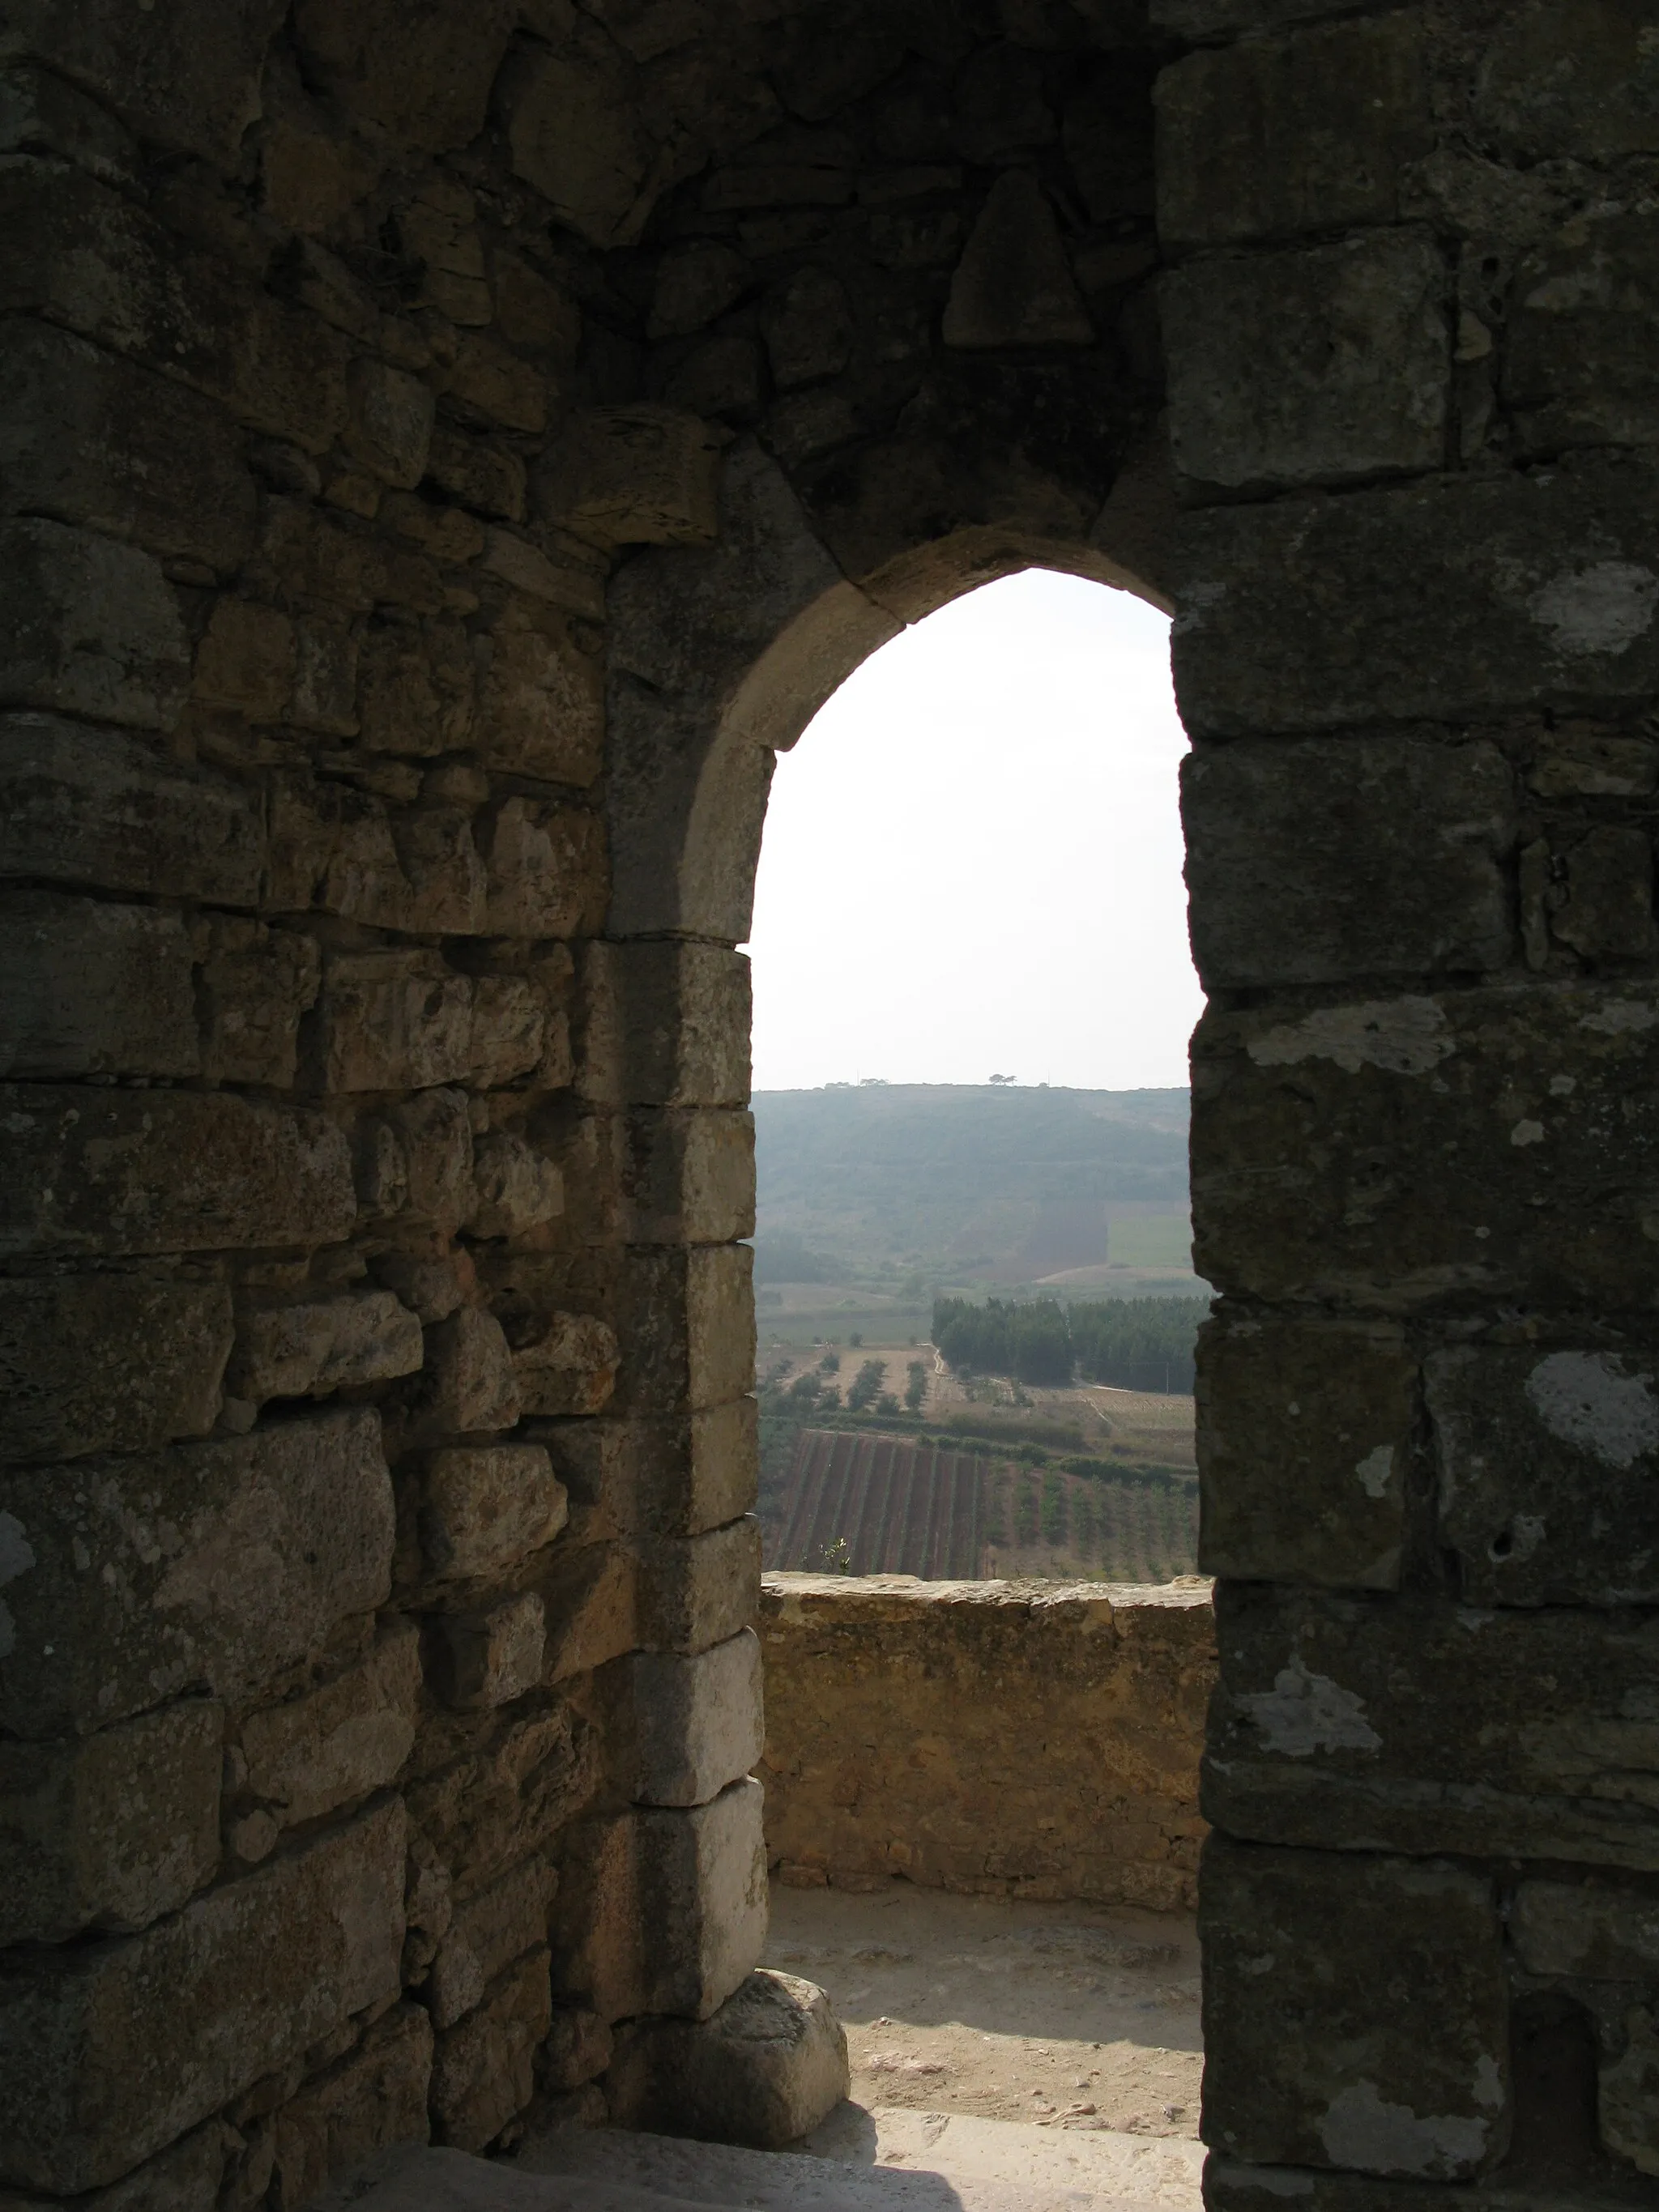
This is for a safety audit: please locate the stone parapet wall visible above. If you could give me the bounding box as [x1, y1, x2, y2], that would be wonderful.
[757, 1573, 1214, 1912]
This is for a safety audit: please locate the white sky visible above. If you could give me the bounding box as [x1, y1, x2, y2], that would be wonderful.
[746, 569, 1204, 1093]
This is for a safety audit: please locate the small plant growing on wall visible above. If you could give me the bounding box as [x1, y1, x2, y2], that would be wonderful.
[821, 1536, 854, 1574]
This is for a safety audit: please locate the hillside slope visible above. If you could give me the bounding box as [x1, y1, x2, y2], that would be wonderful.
[753, 1082, 1190, 1281]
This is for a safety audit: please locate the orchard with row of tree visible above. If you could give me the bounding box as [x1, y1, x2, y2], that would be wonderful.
[931, 1294, 1205, 1392]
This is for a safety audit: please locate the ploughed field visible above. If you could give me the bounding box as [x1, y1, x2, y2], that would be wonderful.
[770, 1426, 1197, 1583]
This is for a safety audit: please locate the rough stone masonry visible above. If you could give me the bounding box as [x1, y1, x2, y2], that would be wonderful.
[0, 2, 1657, 2210]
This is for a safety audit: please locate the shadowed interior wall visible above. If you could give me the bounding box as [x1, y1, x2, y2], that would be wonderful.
[2, 0, 1659, 2206]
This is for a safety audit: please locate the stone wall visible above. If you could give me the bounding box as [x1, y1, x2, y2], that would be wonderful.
[758, 1573, 1213, 1911]
[0, 3, 1167, 2203]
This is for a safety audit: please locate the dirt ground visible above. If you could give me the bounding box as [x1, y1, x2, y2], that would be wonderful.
[761, 1882, 1203, 2138]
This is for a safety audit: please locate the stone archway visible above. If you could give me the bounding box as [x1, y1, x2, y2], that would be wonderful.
[2, 1, 1658, 2205]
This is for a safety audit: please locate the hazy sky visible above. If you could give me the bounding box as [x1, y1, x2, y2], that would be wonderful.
[746, 569, 1203, 1093]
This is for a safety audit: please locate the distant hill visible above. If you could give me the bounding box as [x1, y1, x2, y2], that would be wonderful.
[753, 1083, 1192, 1285]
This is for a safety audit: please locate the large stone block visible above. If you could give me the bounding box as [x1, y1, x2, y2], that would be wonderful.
[429, 1946, 550, 2152]
[2, 0, 285, 166]
[1506, 208, 1659, 457]
[1198, 1314, 1412, 1591]
[539, 1540, 637, 1686]
[621, 1110, 757, 1245]
[537, 407, 723, 548]
[633, 1628, 763, 1808]
[430, 1592, 545, 1711]
[477, 797, 607, 938]
[292, 0, 514, 154]
[1427, 1345, 1659, 1607]
[467, 1132, 563, 1242]
[578, 941, 752, 1110]
[1174, 458, 1659, 739]
[1191, 982, 1659, 1310]
[498, 24, 655, 249]
[1205, 1582, 1659, 1869]
[606, 1969, 847, 2150]
[1473, 0, 1659, 167]
[411, 1309, 522, 1439]
[239, 1622, 420, 1830]
[428, 1858, 557, 2030]
[271, 2003, 432, 2212]
[1201, 1837, 1508, 2180]
[312, 950, 474, 1093]
[0, 1796, 405, 2193]
[1512, 1876, 1659, 1983]
[228, 1292, 424, 1408]
[0, 889, 198, 1078]
[0, 517, 189, 730]
[0, 715, 263, 905]
[0, 318, 256, 575]
[474, 601, 604, 786]
[640, 1519, 762, 1656]
[557, 1778, 767, 2022]
[0, 1272, 232, 1463]
[421, 1443, 568, 1582]
[0, 1698, 221, 1944]
[0, 1086, 356, 1257]
[510, 1310, 619, 1419]
[404, 1701, 592, 1909]
[1182, 736, 1515, 989]
[0, 2120, 228, 2212]
[1163, 231, 1446, 492]
[941, 171, 1093, 349]
[1154, 13, 1432, 249]
[0, 1407, 394, 1736]
[614, 1246, 755, 1418]
[532, 1402, 758, 1548]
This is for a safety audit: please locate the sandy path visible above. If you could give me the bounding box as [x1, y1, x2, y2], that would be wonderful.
[762, 1883, 1202, 2139]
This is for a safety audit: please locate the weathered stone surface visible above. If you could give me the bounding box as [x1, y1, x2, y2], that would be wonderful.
[1507, 209, 1659, 456]
[538, 407, 722, 548]
[1183, 737, 1516, 989]
[430, 1593, 545, 1711]
[0, 890, 198, 1076]
[0, 1086, 356, 1257]
[557, 1779, 767, 2022]
[1155, 12, 1432, 249]
[0, 518, 190, 731]
[942, 172, 1091, 349]
[0, 1699, 222, 1945]
[650, 241, 750, 339]
[1550, 823, 1658, 961]
[1512, 1876, 1659, 1983]
[196, 920, 322, 1089]
[760, 1575, 1211, 1908]
[0, 318, 255, 575]
[404, 1701, 591, 1912]
[1164, 232, 1446, 492]
[413, 1309, 522, 1438]
[429, 1946, 550, 2150]
[0, 716, 263, 903]
[1473, 0, 1659, 166]
[1200, 1838, 1508, 2180]
[1205, 1583, 1659, 1869]
[607, 1969, 847, 2149]
[633, 1628, 763, 1809]
[498, 23, 655, 249]
[428, 1858, 556, 2030]
[510, 1310, 620, 1419]
[478, 798, 607, 938]
[1175, 460, 1659, 738]
[1601, 2005, 1659, 2178]
[615, 1246, 755, 1419]
[344, 360, 436, 489]
[621, 1110, 756, 1245]
[467, 1133, 563, 1241]
[1427, 1345, 1659, 1607]
[0, 1272, 232, 1464]
[476, 601, 605, 787]
[0, 1797, 405, 2193]
[271, 2004, 431, 2212]
[0, 2118, 228, 2212]
[228, 1292, 424, 1406]
[1199, 1315, 1411, 1592]
[539, 1540, 637, 1686]
[2, 0, 284, 166]
[578, 941, 752, 1110]
[239, 1623, 420, 1828]
[640, 1517, 761, 1656]
[0, 1407, 394, 1736]
[313, 951, 474, 1093]
[191, 599, 295, 721]
[1191, 982, 1659, 1310]
[374, 1088, 476, 1236]
[292, 0, 513, 153]
[357, 618, 476, 759]
[422, 1444, 568, 1581]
